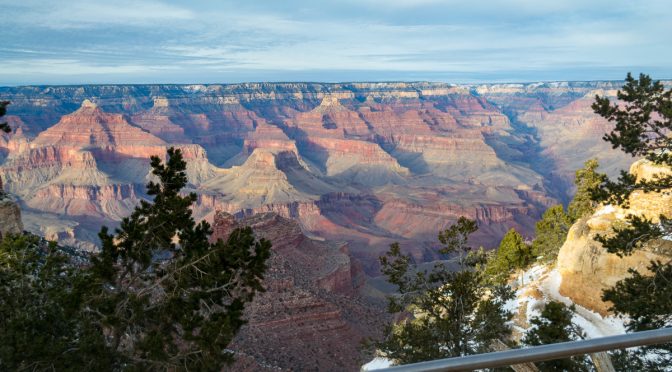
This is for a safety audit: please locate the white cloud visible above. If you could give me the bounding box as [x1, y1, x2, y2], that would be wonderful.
[1, 58, 175, 75]
[11, 0, 194, 29]
[1, 0, 671, 84]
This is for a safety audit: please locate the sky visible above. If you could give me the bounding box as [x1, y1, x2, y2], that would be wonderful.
[1, 0, 671, 85]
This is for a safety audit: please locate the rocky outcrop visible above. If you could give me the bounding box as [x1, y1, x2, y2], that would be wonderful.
[130, 97, 190, 143]
[299, 137, 409, 184]
[201, 148, 333, 206]
[556, 160, 672, 315]
[212, 212, 383, 371]
[286, 95, 372, 139]
[241, 122, 297, 155]
[0, 176, 23, 239]
[26, 184, 139, 219]
[0, 199, 23, 238]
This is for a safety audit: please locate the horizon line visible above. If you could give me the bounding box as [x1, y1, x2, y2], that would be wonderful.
[5, 77, 672, 89]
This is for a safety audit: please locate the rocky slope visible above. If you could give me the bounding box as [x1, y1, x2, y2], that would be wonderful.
[475, 82, 635, 202]
[0, 176, 24, 239]
[0, 82, 639, 264]
[211, 212, 385, 371]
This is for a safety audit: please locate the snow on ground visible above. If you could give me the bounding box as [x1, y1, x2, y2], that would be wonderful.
[360, 264, 632, 370]
[515, 265, 628, 339]
[540, 268, 627, 337]
[361, 357, 392, 371]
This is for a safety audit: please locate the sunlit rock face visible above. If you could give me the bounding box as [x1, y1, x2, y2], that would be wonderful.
[0, 82, 638, 262]
[0, 99, 217, 250]
[556, 159, 672, 315]
[130, 97, 190, 143]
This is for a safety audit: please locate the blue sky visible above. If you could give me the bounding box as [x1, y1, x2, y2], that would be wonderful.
[1, 0, 671, 85]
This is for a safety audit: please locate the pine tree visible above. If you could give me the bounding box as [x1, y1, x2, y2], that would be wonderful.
[374, 217, 515, 365]
[531, 160, 604, 264]
[486, 228, 533, 284]
[531, 205, 573, 263]
[591, 73, 672, 367]
[0, 148, 272, 370]
[0, 101, 10, 133]
[523, 301, 590, 371]
[0, 234, 111, 370]
[568, 159, 606, 221]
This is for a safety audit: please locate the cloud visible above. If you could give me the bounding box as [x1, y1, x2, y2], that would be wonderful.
[6, 0, 194, 29]
[1, 0, 671, 85]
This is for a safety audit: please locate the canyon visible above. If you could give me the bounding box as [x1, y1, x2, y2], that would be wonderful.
[0, 81, 653, 370]
[0, 82, 635, 265]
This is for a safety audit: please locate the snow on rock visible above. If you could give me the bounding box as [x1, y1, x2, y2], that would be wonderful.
[360, 264, 631, 371]
[510, 265, 628, 341]
[592, 204, 616, 217]
[361, 357, 393, 371]
[541, 269, 627, 337]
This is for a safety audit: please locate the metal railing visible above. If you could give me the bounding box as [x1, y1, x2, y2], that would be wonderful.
[376, 327, 672, 372]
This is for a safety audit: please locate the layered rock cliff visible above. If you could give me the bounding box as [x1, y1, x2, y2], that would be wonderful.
[0, 100, 219, 250]
[0, 82, 639, 262]
[211, 212, 384, 371]
[476, 83, 634, 202]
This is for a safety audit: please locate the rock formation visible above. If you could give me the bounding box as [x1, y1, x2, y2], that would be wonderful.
[0, 82, 640, 261]
[0, 100, 218, 250]
[211, 212, 384, 371]
[130, 97, 190, 143]
[477, 84, 634, 202]
[31, 99, 166, 148]
[0, 175, 23, 239]
[556, 160, 672, 315]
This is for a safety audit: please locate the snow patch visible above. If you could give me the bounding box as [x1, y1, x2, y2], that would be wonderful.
[540, 269, 627, 338]
[525, 297, 546, 324]
[507, 265, 628, 340]
[594, 204, 616, 217]
[361, 357, 393, 371]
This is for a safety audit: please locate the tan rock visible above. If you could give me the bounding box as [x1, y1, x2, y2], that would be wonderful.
[81, 99, 97, 108]
[556, 160, 672, 315]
